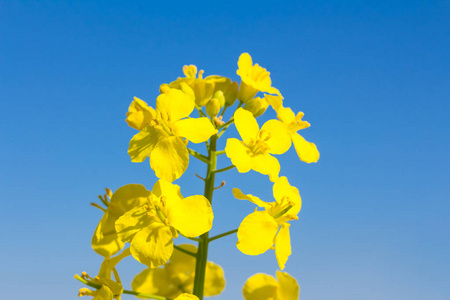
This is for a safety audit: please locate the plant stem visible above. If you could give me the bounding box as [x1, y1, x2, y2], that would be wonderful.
[212, 165, 235, 174]
[193, 134, 218, 299]
[208, 229, 238, 242]
[174, 244, 197, 257]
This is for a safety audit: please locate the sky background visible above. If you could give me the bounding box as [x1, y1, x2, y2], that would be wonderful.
[1, 0, 449, 299]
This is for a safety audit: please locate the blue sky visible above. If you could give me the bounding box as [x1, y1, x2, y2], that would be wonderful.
[0, 0, 449, 299]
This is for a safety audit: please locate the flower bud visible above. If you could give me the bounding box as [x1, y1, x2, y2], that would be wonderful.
[243, 97, 269, 117]
[206, 98, 221, 117]
[214, 90, 225, 108]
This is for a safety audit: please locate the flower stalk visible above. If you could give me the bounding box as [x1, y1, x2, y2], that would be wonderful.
[192, 134, 218, 299]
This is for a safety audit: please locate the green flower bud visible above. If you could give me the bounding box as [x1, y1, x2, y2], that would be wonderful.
[243, 97, 269, 117]
[206, 98, 221, 118]
[214, 90, 226, 108]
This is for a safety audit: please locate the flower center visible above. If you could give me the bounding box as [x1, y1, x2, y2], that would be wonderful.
[246, 130, 271, 155]
[269, 196, 297, 220]
[145, 194, 170, 226]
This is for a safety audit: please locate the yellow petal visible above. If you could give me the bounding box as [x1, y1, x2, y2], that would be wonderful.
[172, 118, 217, 144]
[130, 222, 174, 268]
[232, 188, 270, 209]
[234, 107, 259, 144]
[276, 271, 300, 300]
[277, 106, 297, 125]
[204, 262, 226, 296]
[242, 273, 278, 300]
[251, 153, 280, 182]
[156, 88, 195, 122]
[92, 212, 124, 257]
[93, 285, 114, 300]
[225, 138, 252, 173]
[265, 86, 282, 97]
[272, 177, 302, 217]
[237, 53, 253, 75]
[126, 97, 156, 130]
[132, 267, 177, 298]
[275, 223, 291, 270]
[174, 294, 199, 300]
[152, 179, 183, 203]
[261, 119, 291, 155]
[115, 206, 153, 243]
[237, 211, 279, 255]
[108, 184, 151, 218]
[167, 195, 213, 237]
[291, 133, 320, 163]
[168, 244, 197, 278]
[150, 136, 189, 182]
[265, 94, 283, 111]
[128, 126, 166, 162]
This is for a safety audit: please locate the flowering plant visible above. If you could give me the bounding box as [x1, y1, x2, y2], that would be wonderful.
[76, 53, 319, 300]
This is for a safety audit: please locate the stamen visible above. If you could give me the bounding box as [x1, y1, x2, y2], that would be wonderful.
[160, 196, 167, 207]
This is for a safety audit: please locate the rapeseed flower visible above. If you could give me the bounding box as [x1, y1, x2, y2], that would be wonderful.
[127, 87, 217, 182]
[243, 271, 299, 300]
[115, 180, 213, 268]
[236, 53, 282, 102]
[92, 185, 151, 257]
[225, 108, 291, 182]
[234, 176, 301, 269]
[266, 95, 320, 163]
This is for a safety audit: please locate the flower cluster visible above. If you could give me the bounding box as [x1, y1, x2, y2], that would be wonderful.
[76, 53, 319, 300]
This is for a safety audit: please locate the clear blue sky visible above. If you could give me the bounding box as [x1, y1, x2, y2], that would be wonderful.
[1, 0, 449, 299]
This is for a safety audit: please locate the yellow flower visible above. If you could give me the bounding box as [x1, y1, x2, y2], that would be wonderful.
[233, 176, 301, 270]
[78, 275, 123, 300]
[115, 180, 214, 268]
[243, 271, 300, 300]
[236, 53, 282, 103]
[132, 244, 226, 298]
[225, 108, 291, 182]
[92, 185, 151, 258]
[127, 87, 217, 182]
[266, 95, 320, 163]
[169, 65, 216, 107]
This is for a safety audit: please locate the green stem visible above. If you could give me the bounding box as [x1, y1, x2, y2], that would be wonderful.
[215, 150, 226, 155]
[208, 229, 238, 242]
[187, 148, 209, 164]
[212, 165, 235, 174]
[174, 244, 197, 257]
[193, 134, 218, 299]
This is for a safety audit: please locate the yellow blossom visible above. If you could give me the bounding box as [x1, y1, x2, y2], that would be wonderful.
[243, 271, 299, 300]
[169, 65, 216, 107]
[266, 95, 320, 163]
[132, 244, 225, 298]
[225, 108, 291, 182]
[234, 176, 301, 270]
[92, 185, 151, 258]
[127, 88, 217, 182]
[236, 52, 282, 102]
[115, 180, 213, 268]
